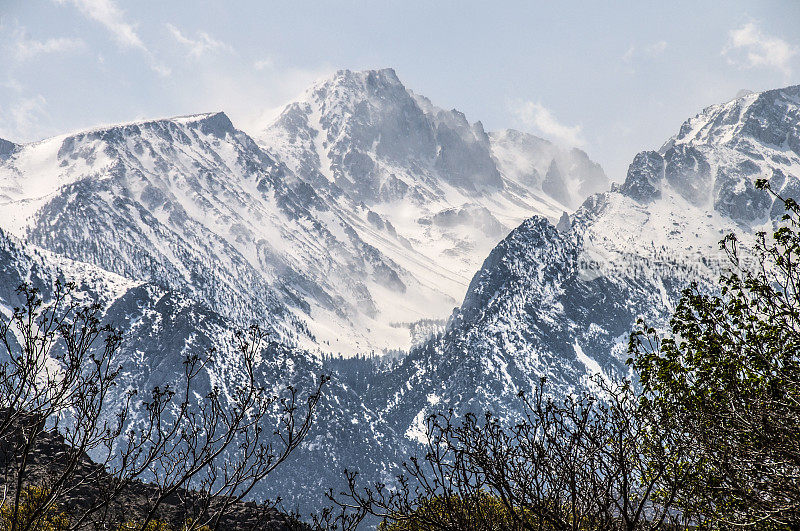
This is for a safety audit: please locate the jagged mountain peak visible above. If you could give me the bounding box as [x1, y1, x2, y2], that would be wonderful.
[0, 110, 244, 195]
[457, 215, 572, 319]
[299, 68, 413, 125]
[0, 109, 272, 231]
[251, 68, 609, 354]
[261, 67, 507, 198]
[0, 67, 608, 358]
[317, 67, 403, 90]
[621, 83, 800, 226]
[378, 84, 800, 436]
[312, 68, 489, 139]
[673, 84, 800, 150]
[176, 111, 236, 136]
[261, 67, 608, 209]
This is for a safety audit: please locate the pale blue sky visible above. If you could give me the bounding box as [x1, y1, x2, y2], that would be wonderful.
[1, 0, 799, 180]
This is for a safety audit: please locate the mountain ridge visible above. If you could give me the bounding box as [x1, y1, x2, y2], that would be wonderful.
[0, 68, 607, 356]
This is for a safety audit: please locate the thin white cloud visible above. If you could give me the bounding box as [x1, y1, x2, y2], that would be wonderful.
[149, 62, 172, 77]
[510, 100, 584, 147]
[55, 0, 145, 50]
[622, 45, 635, 63]
[723, 21, 797, 75]
[14, 31, 85, 61]
[647, 40, 668, 55]
[1, 79, 24, 93]
[166, 23, 232, 58]
[55, 0, 171, 76]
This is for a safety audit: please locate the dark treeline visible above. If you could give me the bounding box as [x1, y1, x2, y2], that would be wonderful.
[321, 353, 402, 397]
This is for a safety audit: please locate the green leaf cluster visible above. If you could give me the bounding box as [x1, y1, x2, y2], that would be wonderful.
[631, 182, 800, 527]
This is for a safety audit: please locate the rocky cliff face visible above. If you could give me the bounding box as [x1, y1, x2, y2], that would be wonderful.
[260, 69, 504, 202]
[0, 138, 17, 162]
[0, 225, 403, 516]
[0, 110, 436, 355]
[622, 86, 800, 225]
[258, 68, 609, 351]
[0, 113, 312, 343]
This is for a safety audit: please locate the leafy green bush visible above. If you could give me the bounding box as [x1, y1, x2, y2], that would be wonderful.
[631, 181, 800, 527]
[0, 486, 70, 531]
[117, 519, 210, 531]
[379, 492, 523, 531]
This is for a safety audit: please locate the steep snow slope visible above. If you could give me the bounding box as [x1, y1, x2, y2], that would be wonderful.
[372, 84, 800, 439]
[0, 223, 311, 414]
[0, 113, 304, 338]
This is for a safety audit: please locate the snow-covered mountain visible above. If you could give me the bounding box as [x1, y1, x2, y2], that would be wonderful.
[0, 111, 436, 354]
[0, 222, 305, 427]
[372, 84, 800, 439]
[0, 69, 606, 356]
[0, 68, 611, 509]
[489, 129, 608, 209]
[257, 68, 607, 349]
[0, 113, 318, 345]
[3, 69, 797, 514]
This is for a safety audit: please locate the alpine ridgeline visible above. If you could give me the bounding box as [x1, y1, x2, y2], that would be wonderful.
[0, 221, 403, 516]
[0, 69, 605, 356]
[0, 68, 604, 510]
[257, 68, 607, 351]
